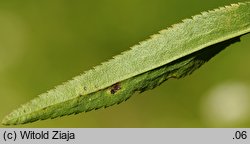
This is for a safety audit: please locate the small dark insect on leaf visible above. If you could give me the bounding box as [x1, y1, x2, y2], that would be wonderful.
[110, 83, 121, 94]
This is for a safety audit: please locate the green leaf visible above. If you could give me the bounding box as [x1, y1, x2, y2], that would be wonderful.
[2, 2, 250, 125]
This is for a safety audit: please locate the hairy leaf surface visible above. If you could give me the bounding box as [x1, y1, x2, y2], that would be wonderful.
[2, 2, 250, 125]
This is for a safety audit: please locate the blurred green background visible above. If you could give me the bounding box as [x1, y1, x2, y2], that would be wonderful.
[0, 0, 250, 127]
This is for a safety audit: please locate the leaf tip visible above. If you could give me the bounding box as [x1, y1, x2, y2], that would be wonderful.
[1, 116, 12, 126]
[2, 109, 26, 126]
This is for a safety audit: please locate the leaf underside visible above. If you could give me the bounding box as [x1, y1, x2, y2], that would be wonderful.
[2, 2, 250, 125]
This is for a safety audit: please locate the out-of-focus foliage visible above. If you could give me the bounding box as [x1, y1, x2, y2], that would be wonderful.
[0, 0, 249, 127]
